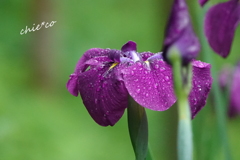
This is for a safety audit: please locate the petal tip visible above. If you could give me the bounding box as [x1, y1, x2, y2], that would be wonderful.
[66, 73, 79, 96]
[121, 41, 137, 52]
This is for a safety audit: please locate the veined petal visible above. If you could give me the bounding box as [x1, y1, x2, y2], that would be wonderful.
[140, 52, 162, 61]
[78, 64, 128, 126]
[121, 41, 137, 52]
[67, 49, 117, 96]
[229, 62, 240, 117]
[199, 0, 208, 7]
[122, 59, 176, 111]
[204, 0, 240, 57]
[189, 60, 212, 118]
[74, 48, 113, 73]
[140, 52, 154, 61]
[84, 56, 111, 66]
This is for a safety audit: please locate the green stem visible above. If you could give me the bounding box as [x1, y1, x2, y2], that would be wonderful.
[128, 96, 150, 160]
[168, 50, 193, 160]
[194, 4, 232, 160]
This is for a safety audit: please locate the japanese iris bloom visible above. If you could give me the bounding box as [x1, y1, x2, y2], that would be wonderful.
[67, 41, 212, 126]
[219, 62, 240, 117]
[204, 0, 240, 58]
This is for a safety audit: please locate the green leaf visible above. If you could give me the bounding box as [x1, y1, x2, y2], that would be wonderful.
[127, 96, 148, 160]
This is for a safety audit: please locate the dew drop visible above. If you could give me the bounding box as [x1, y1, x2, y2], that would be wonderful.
[136, 88, 141, 93]
[160, 67, 165, 71]
[155, 64, 159, 69]
[193, 98, 197, 105]
[165, 76, 169, 81]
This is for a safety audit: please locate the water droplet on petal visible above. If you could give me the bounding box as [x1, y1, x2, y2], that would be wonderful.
[155, 64, 159, 69]
[154, 83, 158, 88]
[193, 98, 197, 105]
[136, 89, 141, 93]
[165, 76, 170, 81]
[131, 71, 134, 75]
[160, 67, 166, 71]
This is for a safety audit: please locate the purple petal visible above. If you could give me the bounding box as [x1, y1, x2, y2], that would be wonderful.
[66, 48, 115, 96]
[189, 60, 212, 118]
[163, 0, 200, 65]
[78, 64, 128, 126]
[218, 65, 233, 89]
[66, 73, 79, 96]
[204, 0, 240, 57]
[146, 52, 163, 61]
[108, 49, 122, 62]
[84, 56, 111, 66]
[229, 62, 240, 117]
[74, 48, 112, 73]
[140, 52, 154, 61]
[121, 41, 137, 52]
[199, 0, 208, 7]
[122, 59, 176, 111]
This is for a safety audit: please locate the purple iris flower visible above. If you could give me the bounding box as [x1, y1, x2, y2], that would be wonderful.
[199, 0, 209, 7]
[163, 0, 200, 65]
[219, 62, 240, 117]
[204, 0, 240, 58]
[67, 41, 212, 126]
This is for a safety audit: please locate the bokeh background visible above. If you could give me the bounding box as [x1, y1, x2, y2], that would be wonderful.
[1, 0, 240, 160]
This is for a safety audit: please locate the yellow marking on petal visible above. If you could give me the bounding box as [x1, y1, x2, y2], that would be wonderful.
[145, 61, 150, 68]
[145, 61, 149, 65]
[109, 62, 119, 70]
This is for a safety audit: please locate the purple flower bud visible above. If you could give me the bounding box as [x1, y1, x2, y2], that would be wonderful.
[163, 0, 200, 65]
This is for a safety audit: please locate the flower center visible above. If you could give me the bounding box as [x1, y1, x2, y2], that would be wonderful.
[130, 51, 142, 62]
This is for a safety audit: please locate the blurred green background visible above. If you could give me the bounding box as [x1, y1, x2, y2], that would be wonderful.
[0, 0, 240, 160]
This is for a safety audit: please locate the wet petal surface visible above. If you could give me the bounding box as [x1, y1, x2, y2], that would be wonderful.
[78, 64, 128, 126]
[189, 60, 212, 118]
[67, 49, 118, 96]
[122, 59, 176, 111]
